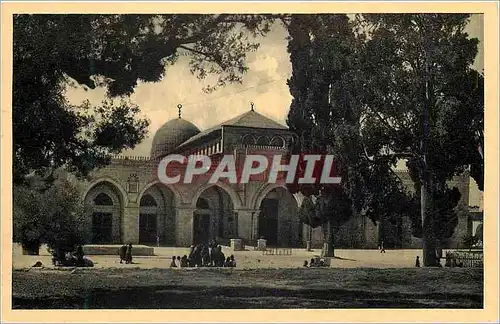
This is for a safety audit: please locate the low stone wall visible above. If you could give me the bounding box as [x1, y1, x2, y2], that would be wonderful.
[83, 245, 155, 256]
[444, 250, 483, 268]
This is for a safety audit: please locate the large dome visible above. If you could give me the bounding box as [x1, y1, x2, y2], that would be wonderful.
[150, 118, 200, 159]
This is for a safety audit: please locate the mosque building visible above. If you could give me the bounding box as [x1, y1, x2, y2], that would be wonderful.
[74, 104, 482, 249]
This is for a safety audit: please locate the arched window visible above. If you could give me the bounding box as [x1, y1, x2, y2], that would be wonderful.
[270, 136, 285, 147]
[242, 134, 256, 145]
[94, 192, 113, 206]
[196, 197, 210, 209]
[256, 136, 270, 146]
[140, 194, 157, 207]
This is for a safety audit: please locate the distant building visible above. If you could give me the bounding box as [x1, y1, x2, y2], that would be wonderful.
[74, 107, 482, 249]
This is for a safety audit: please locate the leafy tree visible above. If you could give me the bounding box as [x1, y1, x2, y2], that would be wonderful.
[298, 196, 317, 246]
[13, 178, 86, 254]
[13, 185, 44, 253]
[298, 196, 317, 227]
[286, 14, 403, 255]
[285, 14, 482, 264]
[364, 167, 418, 247]
[432, 187, 461, 246]
[360, 14, 483, 266]
[13, 14, 275, 182]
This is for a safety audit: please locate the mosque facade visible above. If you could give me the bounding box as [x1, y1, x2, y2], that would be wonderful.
[74, 106, 482, 249]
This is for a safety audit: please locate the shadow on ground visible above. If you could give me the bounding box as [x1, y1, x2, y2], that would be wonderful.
[12, 267, 483, 309]
[333, 256, 357, 261]
[13, 284, 482, 309]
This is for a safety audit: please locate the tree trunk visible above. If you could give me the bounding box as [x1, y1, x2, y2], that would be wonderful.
[419, 16, 439, 267]
[322, 218, 335, 257]
[306, 224, 313, 251]
[421, 181, 438, 266]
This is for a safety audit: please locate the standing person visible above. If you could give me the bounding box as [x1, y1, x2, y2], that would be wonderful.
[175, 256, 181, 268]
[119, 244, 127, 264]
[125, 243, 133, 264]
[380, 240, 386, 253]
[415, 256, 421, 267]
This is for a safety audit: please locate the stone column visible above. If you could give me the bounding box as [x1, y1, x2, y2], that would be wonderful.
[451, 205, 470, 248]
[176, 207, 195, 246]
[164, 206, 177, 245]
[447, 173, 471, 248]
[252, 210, 259, 240]
[123, 204, 139, 244]
[82, 206, 93, 244]
[235, 209, 257, 241]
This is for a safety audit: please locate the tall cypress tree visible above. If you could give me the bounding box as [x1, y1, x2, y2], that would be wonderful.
[286, 14, 373, 255]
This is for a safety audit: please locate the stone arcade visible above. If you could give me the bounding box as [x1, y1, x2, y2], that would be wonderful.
[74, 106, 481, 249]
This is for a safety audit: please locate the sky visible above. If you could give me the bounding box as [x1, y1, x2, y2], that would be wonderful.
[65, 14, 484, 205]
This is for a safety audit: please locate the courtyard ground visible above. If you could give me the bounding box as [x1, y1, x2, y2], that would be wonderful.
[11, 244, 483, 309]
[13, 244, 434, 269]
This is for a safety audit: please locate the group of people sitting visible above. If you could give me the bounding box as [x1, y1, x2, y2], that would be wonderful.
[169, 254, 236, 268]
[303, 258, 328, 268]
[169, 241, 237, 268]
[51, 245, 94, 267]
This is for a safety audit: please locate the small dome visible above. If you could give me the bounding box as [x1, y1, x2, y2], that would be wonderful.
[150, 118, 200, 159]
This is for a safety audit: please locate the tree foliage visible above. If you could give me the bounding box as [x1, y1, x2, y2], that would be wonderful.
[285, 15, 355, 253]
[13, 178, 86, 252]
[360, 14, 482, 265]
[285, 14, 482, 261]
[286, 14, 407, 249]
[13, 14, 276, 182]
[298, 196, 319, 228]
[360, 14, 483, 188]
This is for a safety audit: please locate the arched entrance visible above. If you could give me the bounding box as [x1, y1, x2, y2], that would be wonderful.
[139, 183, 176, 246]
[139, 194, 158, 245]
[84, 182, 124, 244]
[193, 186, 235, 245]
[256, 187, 299, 247]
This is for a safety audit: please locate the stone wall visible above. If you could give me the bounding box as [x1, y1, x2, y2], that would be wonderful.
[297, 170, 473, 249]
[75, 153, 300, 247]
